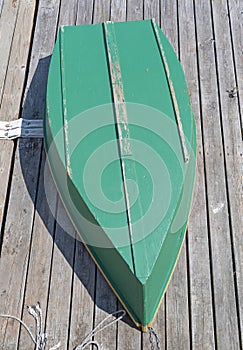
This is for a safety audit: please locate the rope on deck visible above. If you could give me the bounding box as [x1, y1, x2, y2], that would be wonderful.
[75, 310, 126, 350]
[0, 302, 60, 350]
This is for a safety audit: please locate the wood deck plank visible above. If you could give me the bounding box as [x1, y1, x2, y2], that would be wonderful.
[194, 0, 241, 348]
[0, 2, 39, 348]
[228, 0, 243, 131]
[0, 139, 41, 350]
[0, 0, 36, 248]
[43, 2, 83, 349]
[0, 0, 60, 348]
[160, 2, 190, 349]
[144, 0, 160, 24]
[18, 155, 57, 349]
[0, 0, 20, 101]
[126, 0, 143, 21]
[93, 0, 111, 23]
[59, 0, 78, 27]
[68, 239, 96, 350]
[44, 200, 76, 350]
[110, 0, 126, 22]
[160, 0, 178, 52]
[211, 0, 243, 345]
[178, 0, 215, 348]
[77, 0, 94, 25]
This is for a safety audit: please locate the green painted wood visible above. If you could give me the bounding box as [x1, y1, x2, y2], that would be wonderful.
[44, 20, 196, 330]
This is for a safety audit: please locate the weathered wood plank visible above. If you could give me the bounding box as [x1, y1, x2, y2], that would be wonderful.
[59, 0, 78, 27]
[76, 0, 94, 25]
[0, 0, 4, 17]
[165, 246, 190, 350]
[144, 0, 160, 24]
[18, 155, 57, 349]
[44, 200, 76, 350]
[0, 0, 20, 100]
[160, 0, 178, 52]
[110, 0, 126, 22]
[126, 0, 143, 21]
[117, 303, 141, 350]
[211, 0, 243, 346]
[0, 1, 60, 348]
[93, 270, 118, 350]
[0, 2, 37, 348]
[44, 3, 83, 349]
[178, 0, 215, 348]
[228, 0, 243, 129]
[0, 0, 36, 244]
[194, 0, 240, 348]
[158, 2, 190, 349]
[68, 239, 96, 350]
[93, 0, 111, 23]
[0, 139, 41, 350]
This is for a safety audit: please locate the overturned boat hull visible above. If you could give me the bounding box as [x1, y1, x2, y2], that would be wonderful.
[44, 20, 196, 331]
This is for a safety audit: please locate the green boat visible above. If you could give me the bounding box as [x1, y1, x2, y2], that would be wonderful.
[44, 19, 196, 331]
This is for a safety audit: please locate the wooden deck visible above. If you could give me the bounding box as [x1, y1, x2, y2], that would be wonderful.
[0, 0, 242, 349]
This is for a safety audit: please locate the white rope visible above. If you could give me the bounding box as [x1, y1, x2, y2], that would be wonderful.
[0, 302, 60, 350]
[0, 304, 125, 349]
[0, 314, 37, 344]
[75, 310, 126, 350]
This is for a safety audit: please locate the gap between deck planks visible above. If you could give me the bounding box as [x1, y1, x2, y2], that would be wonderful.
[0, 0, 242, 349]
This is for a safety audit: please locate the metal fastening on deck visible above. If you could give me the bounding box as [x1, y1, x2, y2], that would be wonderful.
[0, 118, 43, 140]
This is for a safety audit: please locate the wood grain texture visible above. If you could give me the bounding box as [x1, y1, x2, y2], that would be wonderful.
[68, 240, 96, 350]
[0, 3, 37, 348]
[76, 0, 94, 25]
[178, 0, 215, 348]
[211, 0, 243, 346]
[0, 1, 60, 349]
[0, 0, 36, 244]
[228, 0, 243, 128]
[43, 3, 82, 349]
[93, 0, 111, 23]
[159, 2, 190, 349]
[0, 139, 41, 350]
[160, 0, 178, 52]
[44, 200, 76, 350]
[194, 0, 240, 348]
[0, 0, 20, 101]
[59, 0, 78, 27]
[93, 270, 118, 350]
[18, 155, 57, 349]
[127, 0, 143, 21]
[110, 0, 126, 22]
[144, 0, 160, 23]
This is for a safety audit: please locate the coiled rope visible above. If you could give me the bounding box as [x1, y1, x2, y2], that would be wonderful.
[0, 303, 126, 350]
[0, 302, 60, 350]
[1, 303, 160, 349]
